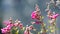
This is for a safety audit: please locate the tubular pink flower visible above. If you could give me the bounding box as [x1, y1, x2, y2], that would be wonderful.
[49, 14, 59, 19]
[1, 28, 7, 33]
[24, 30, 28, 34]
[31, 11, 40, 20]
[29, 25, 33, 30]
[19, 23, 23, 29]
[53, 14, 59, 19]
[1, 27, 11, 33]
[1, 22, 13, 33]
[24, 27, 30, 34]
[31, 11, 37, 19]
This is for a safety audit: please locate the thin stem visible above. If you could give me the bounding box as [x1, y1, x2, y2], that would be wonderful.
[41, 23, 46, 34]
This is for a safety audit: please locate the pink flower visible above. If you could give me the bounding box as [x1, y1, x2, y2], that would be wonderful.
[3, 20, 10, 26]
[24, 30, 29, 34]
[1, 27, 11, 33]
[14, 23, 19, 27]
[6, 24, 13, 30]
[24, 27, 30, 34]
[6, 23, 13, 30]
[31, 11, 37, 19]
[19, 23, 23, 29]
[53, 14, 59, 18]
[31, 22, 35, 24]
[1, 28, 7, 33]
[29, 25, 33, 30]
[49, 14, 59, 19]
[24, 30, 31, 34]
[31, 11, 40, 20]
[1, 22, 13, 33]
[35, 21, 42, 24]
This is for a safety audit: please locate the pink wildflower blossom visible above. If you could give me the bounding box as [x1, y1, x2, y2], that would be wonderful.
[24, 27, 30, 34]
[49, 14, 59, 19]
[3, 20, 11, 26]
[19, 23, 23, 29]
[31, 11, 40, 20]
[29, 25, 33, 30]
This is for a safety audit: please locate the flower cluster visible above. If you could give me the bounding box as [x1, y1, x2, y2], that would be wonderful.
[31, 4, 44, 25]
[1, 17, 34, 34]
[1, 4, 59, 34]
[47, 10, 59, 19]
[1, 21, 13, 34]
[31, 4, 41, 20]
[24, 25, 34, 34]
[1, 18, 23, 34]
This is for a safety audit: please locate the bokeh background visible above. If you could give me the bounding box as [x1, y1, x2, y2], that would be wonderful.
[0, 0, 60, 34]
